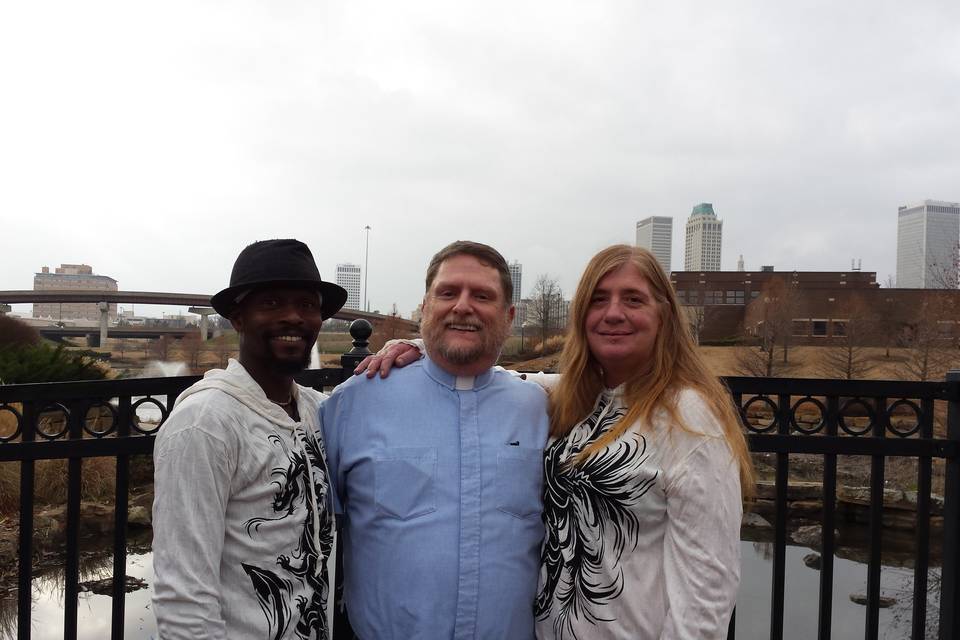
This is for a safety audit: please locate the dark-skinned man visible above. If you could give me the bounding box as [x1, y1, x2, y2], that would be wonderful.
[152, 239, 347, 640]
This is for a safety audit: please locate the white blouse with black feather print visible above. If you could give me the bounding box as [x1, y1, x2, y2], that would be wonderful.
[527, 378, 742, 640]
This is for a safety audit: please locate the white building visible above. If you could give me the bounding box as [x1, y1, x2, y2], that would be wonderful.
[684, 203, 723, 271]
[896, 200, 960, 289]
[336, 263, 362, 310]
[508, 261, 522, 305]
[635, 216, 673, 271]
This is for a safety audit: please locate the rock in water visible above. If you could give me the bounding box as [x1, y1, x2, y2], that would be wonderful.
[791, 525, 822, 547]
[849, 593, 896, 608]
[791, 524, 840, 548]
[803, 553, 822, 570]
[741, 512, 772, 529]
[78, 575, 148, 595]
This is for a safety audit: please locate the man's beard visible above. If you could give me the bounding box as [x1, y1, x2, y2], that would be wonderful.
[261, 332, 314, 375]
[421, 312, 510, 366]
[270, 349, 312, 375]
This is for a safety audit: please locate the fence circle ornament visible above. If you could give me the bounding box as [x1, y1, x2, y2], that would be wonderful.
[885, 399, 923, 438]
[131, 397, 167, 434]
[82, 401, 118, 438]
[0, 403, 23, 442]
[789, 396, 827, 435]
[741, 396, 779, 433]
[838, 398, 876, 436]
[35, 403, 71, 440]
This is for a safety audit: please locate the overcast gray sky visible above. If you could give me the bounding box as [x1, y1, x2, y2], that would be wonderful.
[2, 0, 958, 318]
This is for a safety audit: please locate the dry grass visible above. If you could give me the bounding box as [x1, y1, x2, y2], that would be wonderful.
[0, 405, 18, 440]
[0, 457, 117, 515]
[530, 335, 566, 356]
[701, 345, 959, 379]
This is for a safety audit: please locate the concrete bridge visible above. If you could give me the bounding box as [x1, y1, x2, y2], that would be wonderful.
[37, 325, 201, 342]
[0, 290, 418, 345]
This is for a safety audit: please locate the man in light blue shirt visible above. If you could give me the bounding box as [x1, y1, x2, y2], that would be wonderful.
[321, 241, 549, 639]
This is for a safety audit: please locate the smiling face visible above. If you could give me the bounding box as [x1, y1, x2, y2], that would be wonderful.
[420, 254, 515, 375]
[231, 287, 324, 376]
[584, 263, 662, 388]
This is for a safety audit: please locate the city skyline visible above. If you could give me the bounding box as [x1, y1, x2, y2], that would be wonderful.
[5, 193, 959, 320]
[2, 2, 959, 317]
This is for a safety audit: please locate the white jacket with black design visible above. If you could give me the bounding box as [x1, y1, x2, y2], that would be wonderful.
[152, 359, 332, 640]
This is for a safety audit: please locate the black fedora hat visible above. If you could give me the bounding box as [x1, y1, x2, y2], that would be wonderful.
[211, 239, 348, 319]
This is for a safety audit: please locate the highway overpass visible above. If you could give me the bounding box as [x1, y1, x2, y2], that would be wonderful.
[0, 290, 418, 333]
[0, 289, 420, 344]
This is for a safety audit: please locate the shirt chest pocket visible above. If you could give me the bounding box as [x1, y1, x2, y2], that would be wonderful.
[374, 447, 437, 520]
[496, 447, 544, 519]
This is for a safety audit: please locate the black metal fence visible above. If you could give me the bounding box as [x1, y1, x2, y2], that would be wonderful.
[1, 330, 958, 639]
[725, 374, 960, 640]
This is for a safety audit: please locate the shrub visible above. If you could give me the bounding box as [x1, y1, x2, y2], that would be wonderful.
[532, 334, 566, 356]
[0, 343, 109, 385]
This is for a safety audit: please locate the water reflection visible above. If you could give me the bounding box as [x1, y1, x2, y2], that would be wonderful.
[0, 536, 157, 640]
[737, 541, 939, 640]
[0, 534, 939, 639]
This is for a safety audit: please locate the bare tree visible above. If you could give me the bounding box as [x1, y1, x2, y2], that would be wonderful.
[113, 339, 134, 361]
[178, 330, 204, 371]
[743, 277, 802, 364]
[149, 336, 174, 361]
[684, 305, 721, 345]
[899, 296, 955, 381]
[212, 334, 236, 368]
[529, 274, 563, 348]
[817, 298, 876, 380]
[874, 307, 902, 359]
[734, 341, 784, 377]
[927, 242, 960, 290]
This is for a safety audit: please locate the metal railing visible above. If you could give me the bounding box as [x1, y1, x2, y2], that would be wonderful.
[0, 324, 368, 640]
[724, 374, 960, 640]
[1, 328, 958, 639]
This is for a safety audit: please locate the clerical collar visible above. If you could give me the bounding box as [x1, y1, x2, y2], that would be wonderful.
[422, 354, 494, 391]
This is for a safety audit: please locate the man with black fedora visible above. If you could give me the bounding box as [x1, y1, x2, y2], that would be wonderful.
[153, 239, 347, 640]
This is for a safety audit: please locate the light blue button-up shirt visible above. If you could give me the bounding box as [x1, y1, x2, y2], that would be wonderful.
[320, 355, 549, 640]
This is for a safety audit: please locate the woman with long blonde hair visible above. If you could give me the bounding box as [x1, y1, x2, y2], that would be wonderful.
[533, 244, 753, 639]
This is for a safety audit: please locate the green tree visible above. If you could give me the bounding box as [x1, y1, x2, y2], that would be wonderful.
[0, 343, 108, 384]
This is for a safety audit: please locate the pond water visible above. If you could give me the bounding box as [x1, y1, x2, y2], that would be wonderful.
[1, 537, 933, 639]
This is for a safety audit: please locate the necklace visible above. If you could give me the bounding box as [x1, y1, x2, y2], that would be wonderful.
[272, 396, 294, 407]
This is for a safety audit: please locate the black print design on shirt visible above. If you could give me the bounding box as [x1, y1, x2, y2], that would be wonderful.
[242, 429, 333, 640]
[534, 397, 658, 639]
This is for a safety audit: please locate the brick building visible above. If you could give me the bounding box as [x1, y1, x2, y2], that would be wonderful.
[32, 264, 118, 322]
[670, 269, 959, 345]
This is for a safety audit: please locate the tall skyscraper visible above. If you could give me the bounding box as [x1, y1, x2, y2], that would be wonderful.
[635, 216, 673, 271]
[684, 203, 723, 271]
[336, 263, 362, 310]
[508, 260, 523, 329]
[508, 261, 523, 305]
[896, 200, 960, 289]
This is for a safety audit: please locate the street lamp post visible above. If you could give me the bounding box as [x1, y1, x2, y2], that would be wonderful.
[363, 225, 371, 312]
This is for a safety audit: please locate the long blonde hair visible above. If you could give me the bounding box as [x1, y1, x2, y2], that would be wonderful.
[549, 245, 755, 499]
